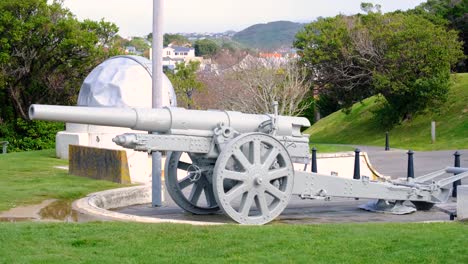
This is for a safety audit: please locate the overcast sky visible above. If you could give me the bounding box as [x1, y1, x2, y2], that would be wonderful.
[62, 0, 426, 37]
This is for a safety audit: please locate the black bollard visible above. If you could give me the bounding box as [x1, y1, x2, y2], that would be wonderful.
[311, 147, 318, 173]
[407, 150, 414, 179]
[385, 132, 390, 151]
[452, 151, 461, 198]
[353, 148, 361, 180]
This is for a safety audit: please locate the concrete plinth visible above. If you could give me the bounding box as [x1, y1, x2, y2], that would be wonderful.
[457, 185, 468, 220]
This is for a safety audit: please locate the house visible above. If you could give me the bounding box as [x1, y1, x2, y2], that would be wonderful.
[125, 46, 143, 56]
[163, 45, 196, 59]
[161, 44, 203, 71]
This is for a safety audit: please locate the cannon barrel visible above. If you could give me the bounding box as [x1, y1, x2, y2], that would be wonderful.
[29, 104, 310, 136]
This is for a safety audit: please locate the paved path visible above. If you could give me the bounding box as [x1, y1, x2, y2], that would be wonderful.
[349, 145, 468, 185]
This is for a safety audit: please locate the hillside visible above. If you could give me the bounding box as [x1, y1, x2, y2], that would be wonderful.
[305, 74, 468, 151]
[233, 21, 304, 51]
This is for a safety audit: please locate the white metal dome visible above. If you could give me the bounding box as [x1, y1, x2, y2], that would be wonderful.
[77, 55, 177, 107]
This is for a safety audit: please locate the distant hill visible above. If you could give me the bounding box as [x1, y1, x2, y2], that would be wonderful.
[233, 21, 304, 51]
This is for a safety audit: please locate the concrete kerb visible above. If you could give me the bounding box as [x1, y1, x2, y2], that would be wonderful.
[72, 185, 224, 225]
[73, 150, 392, 225]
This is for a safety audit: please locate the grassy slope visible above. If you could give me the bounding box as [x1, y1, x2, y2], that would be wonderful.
[311, 143, 355, 153]
[0, 222, 466, 263]
[306, 74, 468, 150]
[0, 150, 121, 212]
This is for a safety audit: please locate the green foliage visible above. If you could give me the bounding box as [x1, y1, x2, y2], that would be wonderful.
[298, 97, 316, 125]
[0, 0, 121, 151]
[0, 149, 122, 211]
[194, 39, 220, 57]
[306, 74, 468, 150]
[0, 119, 64, 152]
[294, 12, 464, 127]
[315, 94, 341, 118]
[413, 0, 468, 72]
[360, 2, 381, 13]
[233, 21, 304, 51]
[162, 33, 190, 47]
[166, 61, 204, 109]
[0, 222, 466, 263]
[126, 37, 150, 52]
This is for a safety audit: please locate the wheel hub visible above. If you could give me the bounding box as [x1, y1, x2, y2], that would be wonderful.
[254, 175, 263, 185]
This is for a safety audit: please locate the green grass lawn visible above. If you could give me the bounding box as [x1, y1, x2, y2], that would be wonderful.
[310, 143, 355, 153]
[0, 222, 466, 263]
[1, 145, 466, 263]
[0, 149, 122, 212]
[306, 73, 468, 151]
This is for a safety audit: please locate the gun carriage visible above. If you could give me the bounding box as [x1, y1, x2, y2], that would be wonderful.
[29, 104, 468, 224]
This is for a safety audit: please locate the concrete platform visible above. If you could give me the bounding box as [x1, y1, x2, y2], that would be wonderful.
[73, 184, 456, 225]
[71, 148, 467, 225]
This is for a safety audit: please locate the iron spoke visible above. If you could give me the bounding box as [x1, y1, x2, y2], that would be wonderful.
[225, 183, 247, 203]
[240, 191, 255, 217]
[189, 182, 204, 204]
[222, 170, 247, 181]
[203, 181, 217, 207]
[265, 183, 285, 200]
[177, 161, 191, 171]
[178, 175, 193, 189]
[233, 149, 252, 170]
[256, 192, 269, 215]
[267, 167, 289, 181]
[250, 140, 262, 164]
[262, 148, 279, 170]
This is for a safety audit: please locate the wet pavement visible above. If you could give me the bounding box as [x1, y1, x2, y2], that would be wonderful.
[0, 199, 100, 223]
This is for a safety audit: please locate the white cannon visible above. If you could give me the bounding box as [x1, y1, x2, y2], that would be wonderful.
[29, 104, 468, 224]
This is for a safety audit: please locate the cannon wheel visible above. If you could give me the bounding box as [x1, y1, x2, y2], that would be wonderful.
[165, 152, 220, 215]
[213, 133, 294, 225]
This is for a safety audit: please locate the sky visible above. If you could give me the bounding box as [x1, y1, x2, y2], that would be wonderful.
[62, 0, 427, 37]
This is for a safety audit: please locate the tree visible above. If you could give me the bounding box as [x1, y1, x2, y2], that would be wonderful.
[163, 34, 190, 47]
[126, 37, 150, 53]
[198, 57, 312, 116]
[166, 61, 204, 109]
[0, 0, 120, 121]
[0, 0, 121, 150]
[194, 39, 220, 57]
[413, 0, 468, 72]
[294, 12, 464, 126]
[360, 2, 382, 14]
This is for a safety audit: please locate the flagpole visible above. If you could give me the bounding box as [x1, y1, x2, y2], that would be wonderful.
[151, 0, 164, 207]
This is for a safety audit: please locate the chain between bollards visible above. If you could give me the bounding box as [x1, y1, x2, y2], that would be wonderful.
[452, 151, 461, 198]
[407, 150, 414, 179]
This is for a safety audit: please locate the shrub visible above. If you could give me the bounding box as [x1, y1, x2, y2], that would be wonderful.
[0, 119, 64, 152]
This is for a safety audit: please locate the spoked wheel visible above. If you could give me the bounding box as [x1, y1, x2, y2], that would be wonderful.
[165, 152, 219, 215]
[213, 133, 294, 225]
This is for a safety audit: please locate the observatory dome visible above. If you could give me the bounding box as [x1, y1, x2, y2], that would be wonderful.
[77, 55, 177, 107]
